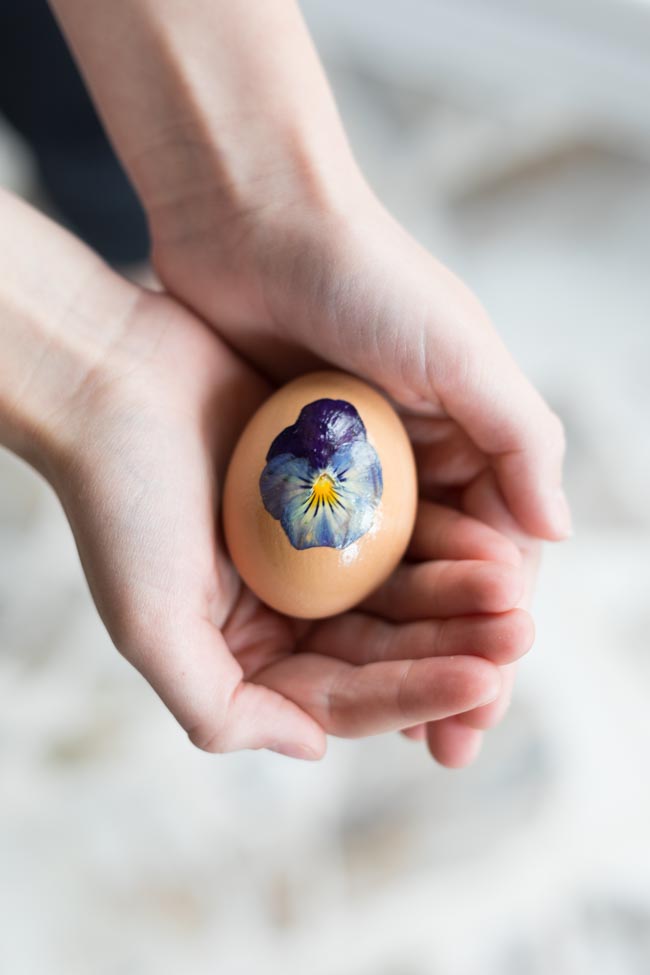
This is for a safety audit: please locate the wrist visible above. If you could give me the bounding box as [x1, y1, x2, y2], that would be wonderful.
[143, 110, 370, 254]
[0, 192, 138, 477]
[50, 0, 371, 251]
[0, 278, 137, 479]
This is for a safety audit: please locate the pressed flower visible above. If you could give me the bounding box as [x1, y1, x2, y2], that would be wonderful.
[259, 399, 383, 550]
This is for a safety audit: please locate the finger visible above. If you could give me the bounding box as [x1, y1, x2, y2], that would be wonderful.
[301, 609, 534, 668]
[121, 616, 326, 759]
[401, 724, 427, 742]
[408, 501, 521, 566]
[431, 283, 570, 539]
[462, 471, 543, 603]
[384, 488, 524, 752]
[253, 652, 502, 738]
[455, 470, 541, 730]
[404, 417, 489, 497]
[457, 662, 517, 730]
[361, 559, 523, 621]
[426, 717, 485, 768]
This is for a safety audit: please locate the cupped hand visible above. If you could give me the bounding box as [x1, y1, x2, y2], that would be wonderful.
[152, 187, 570, 544]
[151, 187, 567, 764]
[44, 288, 533, 761]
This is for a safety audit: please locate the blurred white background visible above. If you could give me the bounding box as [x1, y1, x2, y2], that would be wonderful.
[1, 1, 649, 973]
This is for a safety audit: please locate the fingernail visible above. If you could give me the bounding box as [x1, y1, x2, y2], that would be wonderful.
[552, 488, 573, 539]
[268, 742, 319, 761]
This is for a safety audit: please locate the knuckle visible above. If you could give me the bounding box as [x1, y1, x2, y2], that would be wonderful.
[396, 659, 416, 722]
[187, 721, 228, 754]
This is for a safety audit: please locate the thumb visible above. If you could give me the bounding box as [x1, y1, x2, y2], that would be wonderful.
[431, 283, 570, 540]
[120, 616, 325, 759]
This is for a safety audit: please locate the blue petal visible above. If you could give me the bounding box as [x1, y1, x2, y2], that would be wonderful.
[280, 485, 352, 549]
[330, 440, 383, 509]
[259, 453, 313, 520]
[259, 440, 383, 550]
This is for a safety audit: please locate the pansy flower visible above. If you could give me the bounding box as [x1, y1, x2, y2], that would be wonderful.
[259, 399, 383, 550]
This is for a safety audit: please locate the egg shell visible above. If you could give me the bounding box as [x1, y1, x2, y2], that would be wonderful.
[222, 371, 417, 619]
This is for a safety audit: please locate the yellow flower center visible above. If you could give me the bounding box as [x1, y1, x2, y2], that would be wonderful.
[306, 472, 340, 511]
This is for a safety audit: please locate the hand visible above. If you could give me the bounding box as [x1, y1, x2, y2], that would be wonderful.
[45, 0, 568, 539]
[1, 0, 561, 764]
[43, 288, 533, 761]
[46, 0, 565, 762]
[151, 185, 566, 763]
[152, 189, 569, 543]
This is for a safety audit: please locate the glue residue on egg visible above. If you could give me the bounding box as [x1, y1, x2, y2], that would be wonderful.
[223, 372, 417, 619]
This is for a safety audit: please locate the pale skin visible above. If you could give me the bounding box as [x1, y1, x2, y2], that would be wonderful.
[1, 190, 533, 764]
[0, 0, 569, 766]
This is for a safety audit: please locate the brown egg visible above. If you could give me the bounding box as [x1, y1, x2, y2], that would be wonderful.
[222, 371, 417, 619]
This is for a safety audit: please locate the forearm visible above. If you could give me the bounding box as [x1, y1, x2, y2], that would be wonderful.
[0, 189, 135, 469]
[48, 0, 363, 242]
